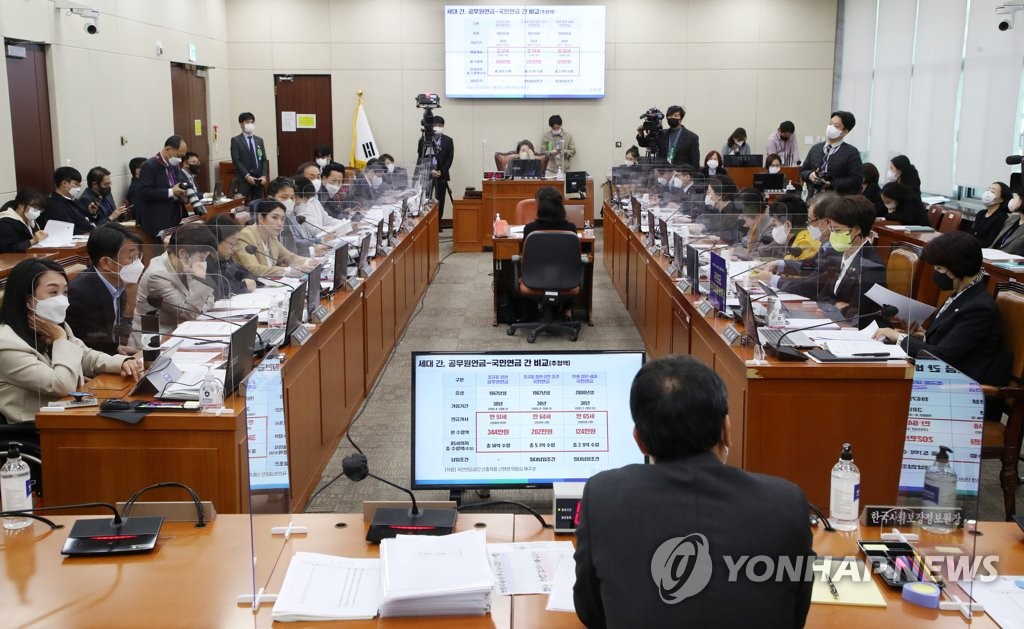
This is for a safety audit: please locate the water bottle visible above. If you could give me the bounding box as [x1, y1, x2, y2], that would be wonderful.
[1, 447, 33, 531]
[767, 297, 786, 327]
[583, 220, 594, 239]
[198, 366, 224, 412]
[829, 443, 861, 531]
[268, 296, 284, 329]
[922, 446, 957, 534]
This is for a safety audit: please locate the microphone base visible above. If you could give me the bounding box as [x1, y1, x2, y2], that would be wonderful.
[61, 515, 164, 556]
[764, 344, 808, 362]
[366, 508, 457, 543]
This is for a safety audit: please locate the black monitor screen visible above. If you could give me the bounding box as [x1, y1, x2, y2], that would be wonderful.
[283, 281, 306, 345]
[753, 172, 785, 191]
[686, 244, 700, 292]
[723, 154, 764, 168]
[509, 158, 542, 179]
[225, 316, 258, 395]
[332, 243, 349, 292]
[565, 171, 587, 194]
[307, 265, 322, 317]
[411, 350, 647, 489]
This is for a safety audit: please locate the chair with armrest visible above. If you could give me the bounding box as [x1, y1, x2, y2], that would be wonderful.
[507, 231, 588, 343]
[980, 280, 1024, 519]
[938, 209, 963, 233]
[928, 205, 944, 229]
[514, 199, 538, 225]
[494, 152, 549, 177]
[885, 245, 921, 298]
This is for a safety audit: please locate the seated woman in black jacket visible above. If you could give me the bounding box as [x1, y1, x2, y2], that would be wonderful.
[523, 186, 578, 237]
[880, 182, 929, 226]
[970, 181, 1011, 248]
[0, 188, 48, 253]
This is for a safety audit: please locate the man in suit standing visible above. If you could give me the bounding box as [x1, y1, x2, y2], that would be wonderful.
[800, 111, 864, 199]
[230, 112, 268, 200]
[42, 166, 94, 234]
[66, 223, 144, 354]
[636, 105, 700, 168]
[137, 135, 189, 238]
[417, 116, 454, 223]
[573, 355, 813, 628]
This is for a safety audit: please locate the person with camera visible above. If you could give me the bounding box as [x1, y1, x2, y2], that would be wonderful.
[416, 115, 454, 223]
[635, 105, 700, 168]
[800, 111, 863, 200]
[79, 166, 128, 225]
[136, 136, 191, 238]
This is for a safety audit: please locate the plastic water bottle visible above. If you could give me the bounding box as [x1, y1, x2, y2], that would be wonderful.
[1, 447, 33, 530]
[829, 443, 861, 531]
[922, 446, 957, 534]
[198, 366, 224, 412]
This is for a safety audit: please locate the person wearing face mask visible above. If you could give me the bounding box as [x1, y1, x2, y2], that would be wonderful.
[0, 188, 48, 253]
[0, 258, 142, 423]
[505, 140, 542, 179]
[233, 200, 318, 278]
[800, 111, 864, 199]
[313, 145, 333, 174]
[747, 202, 793, 259]
[297, 161, 323, 191]
[42, 166, 95, 235]
[79, 166, 127, 225]
[230, 112, 268, 200]
[971, 181, 1012, 249]
[203, 213, 258, 301]
[880, 182, 929, 226]
[179, 152, 202, 195]
[66, 223, 144, 355]
[886, 155, 922, 195]
[131, 223, 217, 341]
[292, 175, 351, 240]
[635, 105, 700, 168]
[695, 178, 743, 242]
[722, 127, 751, 156]
[874, 232, 1011, 400]
[700, 151, 728, 179]
[318, 162, 350, 218]
[860, 163, 886, 216]
[416, 115, 455, 223]
[126, 156, 146, 217]
[764, 121, 800, 166]
[761, 153, 792, 191]
[379, 153, 409, 189]
[781, 191, 836, 264]
[991, 186, 1024, 256]
[348, 159, 388, 207]
[251, 177, 328, 257]
[539, 114, 576, 176]
[137, 135, 190, 238]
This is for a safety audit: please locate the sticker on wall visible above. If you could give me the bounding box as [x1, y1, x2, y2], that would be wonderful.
[296, 114, 317, 129]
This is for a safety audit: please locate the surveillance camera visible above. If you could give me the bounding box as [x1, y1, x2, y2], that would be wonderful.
[999, 14, 1014, 30]
[997, 1, 1024, 30]
[84, 17, 98, 34]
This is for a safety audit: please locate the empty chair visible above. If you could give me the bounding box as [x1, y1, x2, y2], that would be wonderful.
[885, 246, 921, 298]
[927, 205, 944, 229]
[938, 209, 963, 233]
[507, 230, 588, 343]
[514, 198, 538, 225]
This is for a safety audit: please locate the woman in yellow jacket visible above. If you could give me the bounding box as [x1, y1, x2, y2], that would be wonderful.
[233, 200, 318, 277]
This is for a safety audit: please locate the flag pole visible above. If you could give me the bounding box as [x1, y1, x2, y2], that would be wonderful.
[350, 89, 363, 168]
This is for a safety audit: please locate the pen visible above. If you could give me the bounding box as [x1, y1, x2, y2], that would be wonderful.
[826, 572, 839, 599]
[852, 352, 889, 357]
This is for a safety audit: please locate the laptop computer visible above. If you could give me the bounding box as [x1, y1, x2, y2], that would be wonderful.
[258, 281, 306, 348]
[508, 158, 542, 179]
[723, 154, 764, 168]
[565, 205, 585, 229]
[735, 283, 814, 348]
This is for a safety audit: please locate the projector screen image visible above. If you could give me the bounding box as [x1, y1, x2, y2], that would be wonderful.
[444, 5, 606, 99]
[412, 350, 645, 489]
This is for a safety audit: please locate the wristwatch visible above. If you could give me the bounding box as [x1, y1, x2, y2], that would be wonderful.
[896, 333, 907, 347]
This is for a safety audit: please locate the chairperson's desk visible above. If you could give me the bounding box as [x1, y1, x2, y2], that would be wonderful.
[36, 207, 440, 514]
[602, 204, 914, 509]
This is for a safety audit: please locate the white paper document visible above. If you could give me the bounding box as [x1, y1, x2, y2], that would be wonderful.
[958, 577, 1024, 629]
[487, 541, 575, 596]
[172, 320, 238, 337]
[865, 284, 936, 325]
[169, 351, 221, 367]
[160, 335, 228, 349]
[824, 339, 908, 359]
[546, 553, 577, 613]
[784, 318, 839, 330]
[271, 553, 381, 622]
[32, 220, 74, 247]
[982, 248, 1024, 262]
[808, 321, 878, 342]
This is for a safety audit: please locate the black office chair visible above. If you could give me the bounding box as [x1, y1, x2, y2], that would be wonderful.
[507, 230, 588, 343]
[0, 420, 42, 497]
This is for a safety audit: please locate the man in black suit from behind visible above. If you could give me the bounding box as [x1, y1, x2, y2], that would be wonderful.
[636, 105, 700, 168]
[574, 355, 814, 628]
[42, 166, 94, 235]
[230, 112, 269, 199]
[416, 115, 454, 222]
[66, 223, 144, 355]
[800, 110, 864, 199]
[137, 135, 189, 238]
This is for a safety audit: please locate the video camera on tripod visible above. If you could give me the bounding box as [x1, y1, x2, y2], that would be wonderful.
[637, 107, 665, 160]
[416, 93, 442, 140]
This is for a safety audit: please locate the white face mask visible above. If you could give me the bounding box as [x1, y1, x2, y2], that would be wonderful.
[772, 225, 788, 244]
[981, 190, 997, 205]
[656, 177, 668, 186]
[807, 224, 823, 241]
[118, 258, 145, 284]
[519, 151, 530, 160]
[624, 159, 635, 166]
[825, 124, 843, 141]
[885, 169, 897, 183]
[69, 186, 83, 199]
[768, 166, 781, 175]
[386, 162, 395, 173]
[168, 156, 182, 167]
[884, 201, 897, 210]
[243, 123, 255, 134]
[433, 127, 443, 135]
[551, 129, 562, 135]
[282, 198, 295, 213]
[734, 140, 744, 148]
[25, 207, 42, 221]
[370, 176, 381, 188]
[34, 294, 70, 324]
[670, 177, 682, 189]
[316, 157, 329, 167]
[704, 194, 715, 207]
[311, 178, 322, 192]
[1010, 196, 1022, 212]
[324, 182, 341, 197]
[706, 160, 719, 170]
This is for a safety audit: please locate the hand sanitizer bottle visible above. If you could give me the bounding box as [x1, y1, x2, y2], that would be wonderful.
[199, 366, 224, 412]
[829, 443, 861, 531]
[922, 445, 957, 534]
[1, 447, 32, 530]
[493, 213, 508, 237]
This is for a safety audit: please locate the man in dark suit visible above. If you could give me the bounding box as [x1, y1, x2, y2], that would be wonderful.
[79, 166, 128, 226]
[125, 156, 146, 217]
[417, 115, 454, 221]
[573, 355, 814, 628]
[137, 135, 189, 238]
[380, 153, 409, 189]
[635, 105, 700, 168]
[42, 166, 94, 234]
[230, 112, 268, 199]
[800, 110, 864, 199]
[66, 223, 144, 354]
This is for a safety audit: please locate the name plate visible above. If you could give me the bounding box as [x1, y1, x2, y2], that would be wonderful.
[360, 263, 374, 278]
[696, 300, 715, 318]
[291, 325, 313, 346]
[675, 278, 691, 293]
[863, 505, 963, 529]
[665, 263, 680, 277]
[721, 324, 742, 346]
[311, 304, 330, 323]
[346, 276, 362, 291]
[379, 244, 394, 257]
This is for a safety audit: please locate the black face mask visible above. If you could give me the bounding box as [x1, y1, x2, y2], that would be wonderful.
[932, 270, 955, 291]
[666, 118, 681, 129]
[188, 164, 201, 175]
[99, 186, 111, 197]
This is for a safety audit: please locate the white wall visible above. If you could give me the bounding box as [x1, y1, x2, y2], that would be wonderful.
[223, 0, 837, 195]
[0, 0, 230, 202]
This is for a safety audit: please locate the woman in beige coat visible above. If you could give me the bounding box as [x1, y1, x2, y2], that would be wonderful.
[233, 200, 316, 277]
[0, 258, 141, 423]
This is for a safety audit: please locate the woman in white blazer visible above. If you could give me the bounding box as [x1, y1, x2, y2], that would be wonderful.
[0, 258, 141, 423]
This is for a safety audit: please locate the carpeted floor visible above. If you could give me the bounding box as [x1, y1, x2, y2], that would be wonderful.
[303, 228, 1022, 523]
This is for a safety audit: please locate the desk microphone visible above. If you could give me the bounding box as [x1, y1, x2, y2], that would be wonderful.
[146, 295, 243, 329]
[1006, 155, 1023, 166]
[765, 304, 898, 362]
[727, 257, 778, 281]
[342, 452, 456, 543]
[295, 214, 345, 239]
[234, 268, 290, 289]
[127, 326, 230, 348]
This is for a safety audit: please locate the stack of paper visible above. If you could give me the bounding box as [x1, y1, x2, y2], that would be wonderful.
[31, 220, 74, 247]
[271, 553, 381, 621]
[487, 541, 574, 595]
[546, 553, 577, 613]
[823, 339, 908, 359]
[379, 530, 493, 617]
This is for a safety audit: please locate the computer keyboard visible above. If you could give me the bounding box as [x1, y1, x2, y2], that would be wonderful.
[757, 328, 814, 348]
[259, 327, 286, 347]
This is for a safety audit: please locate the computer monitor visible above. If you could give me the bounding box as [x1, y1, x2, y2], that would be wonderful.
[388, 209, 397, 240]
[306, 264, 322, 317]
[374, 219, 386, 257]
[225, 316, 258, 395]
[331, 243, 349, 292]
[735, 283, 760, 346]
[723, 154, 764, 168]
[508, 158, 542, 179]
[672, 230, 684, 263]
[752, 172, 785, 192]
[411, 350, 647, 490]
[565, 171, 587, 195]
[685, 244, 700, 293]
[357, 232, 372, 278]
[658, 218, 671, 255]
[282, 281, 306, 346]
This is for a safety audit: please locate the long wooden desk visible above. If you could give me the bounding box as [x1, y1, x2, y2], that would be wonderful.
[491, 232, 596, 326]
[37, 207, 440, 514]
[722, 165, 802, 190]
[602, 204, 915, 509]
[453, 178, 594, 253]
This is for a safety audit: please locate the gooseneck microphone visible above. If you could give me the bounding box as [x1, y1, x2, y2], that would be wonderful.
[728, 257, 779, 281]
[233, 267, 290, 289]
[146, 295, 243, 328]
[766, 304, 899, 362]
[295, 214, 339, 238]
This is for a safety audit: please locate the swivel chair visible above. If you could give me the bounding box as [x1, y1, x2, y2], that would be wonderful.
[506, 230, 588, 343]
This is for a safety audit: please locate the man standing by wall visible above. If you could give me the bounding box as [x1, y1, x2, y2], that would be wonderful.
[230, 112, 268, 200]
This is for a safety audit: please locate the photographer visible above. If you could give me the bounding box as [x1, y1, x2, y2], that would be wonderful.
[800, 111, 863, 199]
[416, 114, 454, 223]
[635, 105, 700, 168]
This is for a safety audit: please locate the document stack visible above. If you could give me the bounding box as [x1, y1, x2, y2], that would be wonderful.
[379, 529, 494, 617]
[271, 553, 381, 621]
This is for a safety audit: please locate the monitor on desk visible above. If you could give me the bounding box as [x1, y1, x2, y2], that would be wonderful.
[565, 171, 587, 196]
[752, 172, 785, 192]
[411, 350, 647, 490]
[331, 243, 349, 292]
[357, 232, 372, 277]
[508, 158, 542, 179]
[225, 316, 259, 395]
[306, 264, 322, 317]
[723, 154, 763, 168]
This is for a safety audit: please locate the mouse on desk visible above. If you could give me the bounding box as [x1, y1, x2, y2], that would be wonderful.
[100, 399, 131, 411]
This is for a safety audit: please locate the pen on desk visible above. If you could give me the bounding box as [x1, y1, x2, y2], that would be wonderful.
[826, 572, 839, 600]
[852, 352, 890, 357]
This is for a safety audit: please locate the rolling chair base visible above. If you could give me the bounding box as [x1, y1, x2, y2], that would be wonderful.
[507, 318, 582, 343]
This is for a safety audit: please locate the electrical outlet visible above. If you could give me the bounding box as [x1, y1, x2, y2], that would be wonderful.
[615, 141, 622, 148]
[120, 136, 128, 146]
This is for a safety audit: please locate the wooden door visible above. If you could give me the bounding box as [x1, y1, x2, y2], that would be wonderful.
[170, 64, 210, 192]
[274, 75, 333, 177]
[5, 41, 54, 193]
